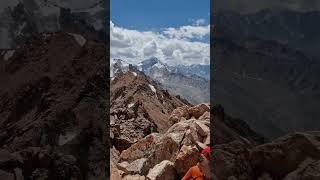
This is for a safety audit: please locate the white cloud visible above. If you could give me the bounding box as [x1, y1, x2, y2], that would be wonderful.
[110, 21, 210, 65]
[195, 18, 206, 26]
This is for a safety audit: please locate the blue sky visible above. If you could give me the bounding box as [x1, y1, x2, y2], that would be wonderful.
[111, 0, 210, 30]
[110, 0, 210, 65]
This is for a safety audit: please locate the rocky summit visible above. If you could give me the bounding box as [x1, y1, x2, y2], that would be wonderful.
[0, 32, 108, 179]
[110, 70, 211, 179]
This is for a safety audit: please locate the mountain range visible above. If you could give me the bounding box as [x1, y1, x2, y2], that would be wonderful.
[213, 7, 320, 139]
[110, 68, 320, 180]
[0, 0, 107, 49]
[111, 57, 210, 105]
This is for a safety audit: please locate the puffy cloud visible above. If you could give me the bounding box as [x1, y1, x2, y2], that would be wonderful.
[195, 18, 206, 26]
[163, 25, 209, 40]
[110, 21, 210, 65]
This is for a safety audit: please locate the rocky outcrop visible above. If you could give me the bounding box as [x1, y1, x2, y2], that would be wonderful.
[213, 106, 320, 180]
[111, 102, 211, 179]
[110, 71, 188, 153]
[174, 145, 199, 177]
[146, 160, 177, 180]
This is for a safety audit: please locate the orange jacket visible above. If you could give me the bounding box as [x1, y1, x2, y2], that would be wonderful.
[182, 165, 208, 180]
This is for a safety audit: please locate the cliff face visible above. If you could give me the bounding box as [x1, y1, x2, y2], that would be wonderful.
[0, 32, 108, 179]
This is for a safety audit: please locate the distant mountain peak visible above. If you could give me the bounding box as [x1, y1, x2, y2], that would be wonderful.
[138, 57, 168, 71]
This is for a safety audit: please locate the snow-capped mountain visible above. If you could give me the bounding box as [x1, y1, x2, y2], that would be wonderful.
[110, 57, 210, 104]
[110, 58, 130, 77]
[175, 64, 210, 80]
[137, 57, 171, 80]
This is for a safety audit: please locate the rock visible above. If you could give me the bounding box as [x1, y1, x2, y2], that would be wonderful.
[185, 124, 203, 144]
[166, 132, 185, 145]
[228, 176, 238, 180]
[213, 141, 253, 180]
[14, 168, 24, 180]
[114, 136, 135, 153]
[0, 149, 18, 167]
[120, 133, 161, 162]
[0, 170, 14, 180]
[110, 161, 122, 180]
[30, 169, 49, 180]
[111, 146, 121, 163]
[117, 161, 130, 174]
[166, 122, 190, 134]
[204, 135, 210, 145]
[125, 158, 148, 175]
[284, 158, 320, 180]
[199, 111, 210, 121]
[174, 145, 199, 177]
[169, 106, 190, 125]
[188, 104, 209, 119]
[152, 136, 180, 164]
[257, 173, 273, 180]
[195, 121, 210, 137]
[147, 160, 177, 180]
[250, 133, 320, 177]
[195, 141, 207, 150]
[123, 174, 146, 180]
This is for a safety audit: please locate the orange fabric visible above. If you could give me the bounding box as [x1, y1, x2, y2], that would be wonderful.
[181, 165, 204, 180]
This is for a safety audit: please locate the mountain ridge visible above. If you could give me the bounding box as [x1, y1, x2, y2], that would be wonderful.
[110, 57, 210, 105]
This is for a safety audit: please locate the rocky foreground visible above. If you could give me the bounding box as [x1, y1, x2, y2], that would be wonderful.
[212, 106, 320, 180]
[110, 70, 211, 179]
[111, 103, 210, 180]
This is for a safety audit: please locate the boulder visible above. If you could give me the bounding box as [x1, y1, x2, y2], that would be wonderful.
[110, 161, 122, 180]
[199, 111, 210, 121]
[30, 169, 50, 180]
[123, 158, 149, 175]
[120, 133, 161, 162]
[174, 145, 199, 177]
[152, 136, 180, 164]
[14, 168, 23, 180]
[147, 160, 177, 180]
[250, 133, 320, 177]
[204, 135, 210, 145]
[111, 146, 121, 163]
[284, 158, 320, 180]
[188, 104, 209, 119]
[123, 174, 146, 180]
[169, 106, 190, 125]
[0, 149, 19, 167]
[0, 170, 14, 180]
[257, 173, 273, 180]
[117, 161, 130, 174]
[195, 121, 210, 137]
[213, 141, 253, 180]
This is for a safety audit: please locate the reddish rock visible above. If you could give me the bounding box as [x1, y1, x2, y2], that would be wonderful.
[174, 145, 199, 177]
[188, 104, 210, 119]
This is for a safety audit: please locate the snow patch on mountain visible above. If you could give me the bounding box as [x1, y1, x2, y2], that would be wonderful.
[132, 72, 137, 77]
[3, 50, 15, 61]
[149, 84, 157, 93]
[68, 33, 86, 46]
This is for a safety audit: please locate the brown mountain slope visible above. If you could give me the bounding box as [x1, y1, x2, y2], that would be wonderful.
[110, 70, 190, 151]
[0, 32, 108, 179]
